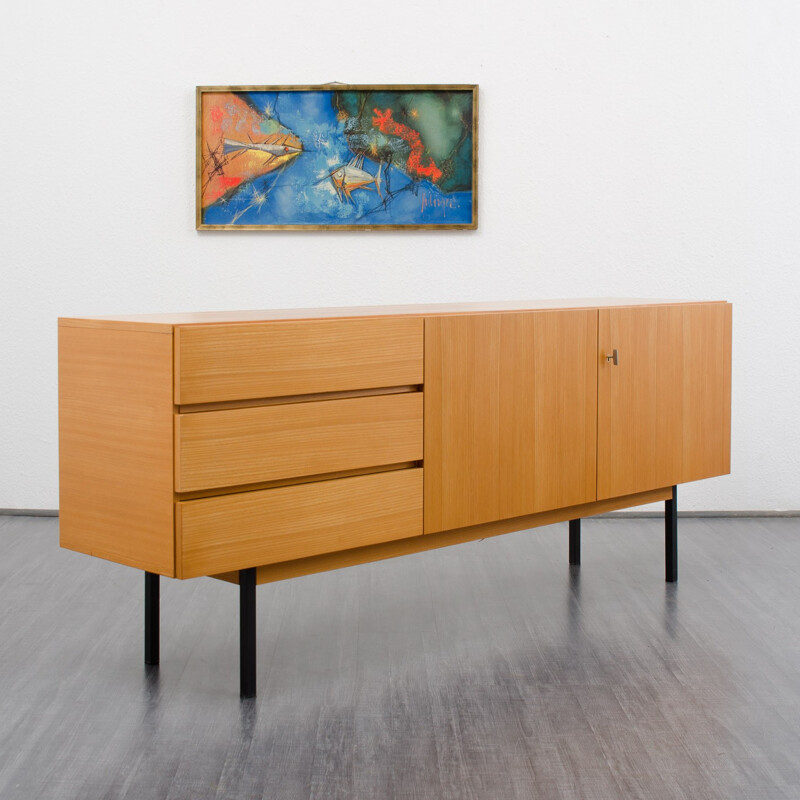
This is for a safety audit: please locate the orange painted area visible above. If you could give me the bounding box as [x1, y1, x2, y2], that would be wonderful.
[372, 108, 443, 183]
[201, 93, 302, 208]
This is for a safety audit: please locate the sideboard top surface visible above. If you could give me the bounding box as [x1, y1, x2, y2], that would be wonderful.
[59, 298, 729, 332]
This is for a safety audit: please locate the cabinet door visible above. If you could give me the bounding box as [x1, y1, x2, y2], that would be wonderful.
[597, 303, 731, 499]
[424, 310, 597, 533]
[597, 305, 683, 499]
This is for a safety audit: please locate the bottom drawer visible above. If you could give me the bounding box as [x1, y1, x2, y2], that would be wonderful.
[177, 468, 423, 578]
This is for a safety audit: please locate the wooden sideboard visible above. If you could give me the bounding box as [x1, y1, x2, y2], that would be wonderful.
[58, 299, 732, 697]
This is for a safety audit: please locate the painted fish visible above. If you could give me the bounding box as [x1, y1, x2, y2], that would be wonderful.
[201, 91, 304, 208]
[223, 135, 303, 159]
[328, 154, 383, 202]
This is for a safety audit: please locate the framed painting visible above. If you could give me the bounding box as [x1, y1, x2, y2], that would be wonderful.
[196, 84, 478, 230]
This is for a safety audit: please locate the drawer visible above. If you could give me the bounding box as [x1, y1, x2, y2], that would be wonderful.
[175, 392, 423, 492]
[176, 468, 423, 578]
[175, 317, 423, 404]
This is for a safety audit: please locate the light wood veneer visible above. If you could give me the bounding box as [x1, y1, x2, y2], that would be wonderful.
[175, 392, 422, 492]
[597, 303, 732, 499]
[177, 469, 423, 579]
[175, 317, 423, 404]
[58, 325, 175, 575]
[424, 309, 598, 533]
[58, 299, 731, 584]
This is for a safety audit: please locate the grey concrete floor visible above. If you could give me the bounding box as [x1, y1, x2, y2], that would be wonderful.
[1, 514, 799, 799]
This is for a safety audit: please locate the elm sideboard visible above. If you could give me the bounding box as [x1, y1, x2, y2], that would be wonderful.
[58, 299, 732, 697]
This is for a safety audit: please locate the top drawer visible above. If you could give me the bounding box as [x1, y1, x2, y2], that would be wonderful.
[175, 317, 424, 404]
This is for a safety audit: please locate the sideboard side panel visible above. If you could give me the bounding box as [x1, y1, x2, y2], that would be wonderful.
[681, 302, 732, 482]
[58, 324, 175, 576]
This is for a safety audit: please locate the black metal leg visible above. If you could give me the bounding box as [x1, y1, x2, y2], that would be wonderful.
[665, 485, 678, 583]
[569, 519, 581, 565]
[240, 567, 257, 698]
[144, 572, 159, 665]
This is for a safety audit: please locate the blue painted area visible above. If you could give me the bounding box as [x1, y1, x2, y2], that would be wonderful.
[203, 91, 473, 227]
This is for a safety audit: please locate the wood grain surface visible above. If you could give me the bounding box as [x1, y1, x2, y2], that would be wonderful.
[598, 305, 685, 499]
[532, 309, 598, 512]
[177, 469, 423, 578]
[178, 384, 418, 414]
[57, 300, 731, 586]
[58, 297, 725, 329]
[174, 317, 424, 404]
[424, 313, 532, 532]
[598, 303, 732, 499]
[424, 310, 598, 534]
[175, 392, 423, 492]
[58, 325, 175, 575]
[212, 486, 672, 585]
[681, 302, 732, 482]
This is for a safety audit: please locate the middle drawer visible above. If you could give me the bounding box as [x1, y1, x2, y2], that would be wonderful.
[175, 392, 423, 492]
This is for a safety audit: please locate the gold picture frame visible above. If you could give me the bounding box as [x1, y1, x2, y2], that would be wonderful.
[196, 84, 478, 231]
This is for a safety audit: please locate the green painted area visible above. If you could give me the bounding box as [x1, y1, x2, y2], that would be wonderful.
[334, 90, 474, 194]
[398, 93, 461, 160]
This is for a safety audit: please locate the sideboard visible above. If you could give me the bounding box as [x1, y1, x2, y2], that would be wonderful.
[58, 299, 732, 697]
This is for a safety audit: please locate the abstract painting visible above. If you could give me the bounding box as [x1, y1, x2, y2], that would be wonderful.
[196, 85, 478, 230]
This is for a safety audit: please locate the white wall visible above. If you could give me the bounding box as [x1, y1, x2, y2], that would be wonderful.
[1, 0, 798, 511]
